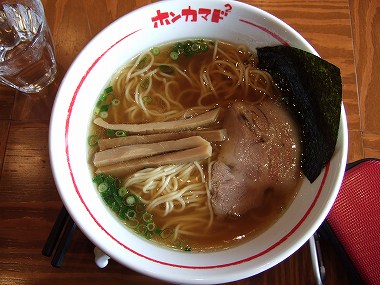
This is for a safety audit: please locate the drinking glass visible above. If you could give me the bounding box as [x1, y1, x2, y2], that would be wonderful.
[0, 0, 56, 93]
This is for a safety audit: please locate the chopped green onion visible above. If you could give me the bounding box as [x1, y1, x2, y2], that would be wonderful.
[118, 187, 128, 197]
[191, 43, 200, 51]
[150, 47, 160, 56]
[174, 42, 184, 50]
[159, 65, 174, 74]
[126, 209, 136, 220]
[104, 175, 116, 186]
[142, 96, 152, 104]
[92, 174, 104, 185]
[99, 93, 108, 101]
[93, 106, 100, 115]
[137, 224, 147, 234]
[107, 129, 116, 136]
[200, 43, 209, 51]
[111, 203, 120, 212]
[103, 196, 114, 207]
[135, 204, 145, 213]
[100, 111, 108, 118]
[143, 212, 153, 223]
[137, 56, 147, 69]
[98, 182, 109, 193]
[140, 77, 150, 89]
[93, 172, 194, 249]
[146, 222, 155, 232]
[105, 86, 113, 94]
[153, 228, 163, 235]
[171, 39, 210, 60]
[160, 228, 174, 239]
[113, 192, 123, 207]
[170, 51, 179, 61]
[111, 98, 120, 106]
[177, 241, 192, 251]
[87, 134, 98, 147]
[100, 104, 110, 112]
[115, 130, 127, 137]
[119, 208, 128, 220]
[125, 194, 137, 206]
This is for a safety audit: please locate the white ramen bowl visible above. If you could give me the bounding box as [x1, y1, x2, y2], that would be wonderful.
[49, 0, 348, 284]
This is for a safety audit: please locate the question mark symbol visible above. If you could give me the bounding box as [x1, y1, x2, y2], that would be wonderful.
[224, 3, 232, 15]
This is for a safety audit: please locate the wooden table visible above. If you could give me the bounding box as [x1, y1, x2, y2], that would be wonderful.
[1, 0, 379, 284]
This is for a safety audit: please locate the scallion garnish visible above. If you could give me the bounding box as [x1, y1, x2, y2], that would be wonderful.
[184, 246, 192, 252]
[137, 56, 147, 69]
[135, 203, 145, 213]
[126, 209, 136, 220]
[87, 134, 98, 147]
[150, 47, 160, 56]
[142, 212, 153, 223]
[153, 228, 162, 235]
[142, 95, 152, 104]
[170, 39, 210, 60]
[96, 100, 102, 107]
[100, 104, 109, 112]
[93, 106, 100, 115]
[100, 111, 108, 118]
[200, 43, 209, 51]
[159, 64, 175, 74]
[170, 51, 179, 61]
[99, 93, 108, 101]
[140, 77, 150, 89]
[137, 224, 147, 234]
[111, 98, 120, 106]
[145, 232, 152, 240]
[118, 186, 128, 197]
[160, 228, 174, 239]
[92, 174, 104, 185]
[125, 194, 137, 206]
[93, 86, 116, 118]
[115, 130, 127, 137]
[98, 182, 109, 193]
[191, 43, 200, 52]
[146, 222, 155, 232]
[105, 86, 113, 94]
[92, 173, 192, 251]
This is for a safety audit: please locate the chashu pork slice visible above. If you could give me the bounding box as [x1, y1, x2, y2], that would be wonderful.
[210, 100, 301, 218]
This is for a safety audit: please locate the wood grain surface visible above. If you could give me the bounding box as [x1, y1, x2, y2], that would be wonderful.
[1, 0, 379, 284]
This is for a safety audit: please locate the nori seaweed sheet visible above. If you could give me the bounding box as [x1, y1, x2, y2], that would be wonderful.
[257, 45, 342, 183]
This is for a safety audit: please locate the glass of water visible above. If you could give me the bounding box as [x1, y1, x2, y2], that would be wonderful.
[0, 0, 56, 93]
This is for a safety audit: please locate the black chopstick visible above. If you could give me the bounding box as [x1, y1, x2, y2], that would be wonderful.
[42, 205, 70, 257]
[51, 216, 77, 268]
[42, 205, 77, 267]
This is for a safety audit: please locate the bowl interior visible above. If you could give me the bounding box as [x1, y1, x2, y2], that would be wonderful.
[49, 1, 348, 284]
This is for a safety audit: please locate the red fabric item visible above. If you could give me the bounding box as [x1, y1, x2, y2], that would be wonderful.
[327, 159, 380, 285]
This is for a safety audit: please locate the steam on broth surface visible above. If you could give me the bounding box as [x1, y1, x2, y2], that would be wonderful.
[88, 39, 302, 251]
